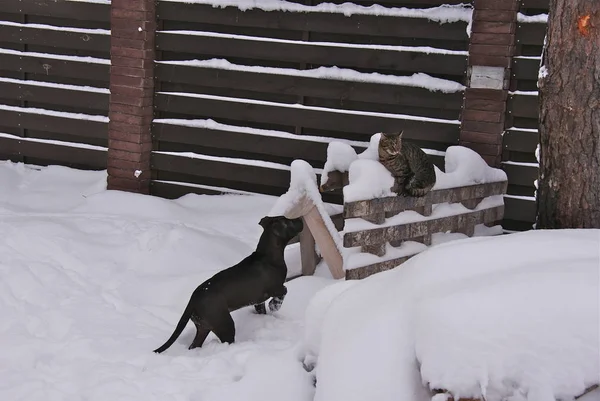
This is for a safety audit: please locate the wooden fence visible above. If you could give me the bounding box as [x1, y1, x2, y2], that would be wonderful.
[0, 0, 546, 231]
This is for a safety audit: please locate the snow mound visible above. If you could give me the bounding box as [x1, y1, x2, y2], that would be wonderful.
[320, 142, 358, 187]
[269, 159, 344, 253]
[434, 145, 507, 190]
[339, 140, 505, 202]
[303, 229, 600, 401]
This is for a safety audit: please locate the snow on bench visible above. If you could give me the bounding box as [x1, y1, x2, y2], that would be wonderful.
[320, 134, 508, 280]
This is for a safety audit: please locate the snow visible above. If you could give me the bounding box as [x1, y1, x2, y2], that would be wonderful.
[320, 142, 358, 187]
[0, 48, 110, 64]
[153, 150, 292, 171]
[0, 20, 110, 35]
[0, 160, 336, 401]
[269, 160, 344, 254]
[158, 59, 465, 93]
[159, 91, 461, 125]
[517, 13, 548, 23]
[0, 132, 107, 151]
[154, 118, 368, 147]
[1, 160, 597, 401]
[0, 77, 109, 94]
[161, 0, 472, 22]
[342, 144, 507, 202]
[304, 229, 600, 401]
[160, 30, 469, 56]
[0, 104, 109, 122]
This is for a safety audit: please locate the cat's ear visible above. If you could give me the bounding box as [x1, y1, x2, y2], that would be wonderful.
[398, 130, 404, 139]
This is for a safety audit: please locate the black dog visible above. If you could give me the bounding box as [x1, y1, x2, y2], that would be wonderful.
[153, 215, 303, 354]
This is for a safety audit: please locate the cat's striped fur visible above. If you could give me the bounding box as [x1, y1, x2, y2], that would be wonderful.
[378, 131, 436, 197]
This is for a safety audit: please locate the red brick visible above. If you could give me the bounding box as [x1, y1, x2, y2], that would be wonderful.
[110, 112, 153, 126]
[459, 141, 502, 156]
[109, 129, 152, 144]
[107, 165, 152, 180]
[469, 54, 512, 68]
[470, 44, 515, 57]
[111, 0, 155, 12]
[111, 18, 155, 31]
[474, 10, 517, 22]
[462, 109, 503, 123]
[107, 176, 150, 194]
[464, 97, 507, 112]
[471, 21, 516, 34]
[109, 120, 152, 135]
[110, 74, 154, 89]
[110, 93, 153, 108]
[109, 103, 153, 118]
[108, 139, 152, 153]
[107, 148, 151, 163]
[474, 0, 519, 11]
[111, 37, 154, 51]
[111, 65, 154, 78]
[462, 120, 504, 135]
[111, 8, 154, 22]
[111, 27, 154, 41]
[111, 47, 154, 61]
[111, 85, 154, 98]
[459, 130, 503, 145]
[471, 32, 515, 46]
[111, 56, 154, 69]
[465, 88, 508, 101]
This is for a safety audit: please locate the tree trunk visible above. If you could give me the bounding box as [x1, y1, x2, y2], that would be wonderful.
[537, 0, 600, 228]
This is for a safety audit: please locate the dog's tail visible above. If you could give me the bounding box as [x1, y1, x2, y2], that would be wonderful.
[153, 303, 192, 354]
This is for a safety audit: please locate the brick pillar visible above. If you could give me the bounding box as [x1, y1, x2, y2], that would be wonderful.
[459, 0, 519, 167]
[107, 0, 156, 193]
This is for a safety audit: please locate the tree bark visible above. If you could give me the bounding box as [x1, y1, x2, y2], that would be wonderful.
[537, 0, 600, 228]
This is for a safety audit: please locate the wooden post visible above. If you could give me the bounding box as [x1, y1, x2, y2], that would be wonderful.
[302, 206, 345, 279]
[107, 0, 156, 193]
[299, 219, 319, 276]
[460, 0, 520, 167]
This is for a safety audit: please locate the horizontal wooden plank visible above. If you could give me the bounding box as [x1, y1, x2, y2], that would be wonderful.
[503, 162, 538, 187]
[0, 24, 110, 53]
[0, 0, 110, 23]
[519, 0, 549, 11]
[503, 129, 538, 153]
[0, 80, 109, 112]
[157, 3, 469, 42]
[503, 196, 536, 222]
[0, 108, 107, 139]
[516, 22, 546, 46]
[343, 205, 504, 247]
[0, 135, 106, 168]
[154, 122, 332, 162]
[344, 181, 508, 218]
[155, 64, 464, 111]
[292, 0, 469, 5]
[155, 93, 461, 144]
[152, 152, 291, 190]
[0, 52, 110, 82]
[508, 93, 538, 119]
[512, 57, 541, 80]
[156, 33, 469, 77]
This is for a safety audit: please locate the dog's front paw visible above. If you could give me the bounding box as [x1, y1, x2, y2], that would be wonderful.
[268, 295, 284, 312]
[254, 303, 267, 314]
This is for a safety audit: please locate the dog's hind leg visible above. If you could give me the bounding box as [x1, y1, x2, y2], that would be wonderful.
[189, 322, 210, 350]
[268, 285, 287, 312]
[210, 312, 235, 345]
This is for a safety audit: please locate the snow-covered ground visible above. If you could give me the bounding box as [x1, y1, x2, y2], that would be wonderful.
[1, 160, 598, 401]
[0, 161, 332, 401]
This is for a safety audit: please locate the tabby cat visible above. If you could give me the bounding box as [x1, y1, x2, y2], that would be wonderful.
[378, 131, 436, 197]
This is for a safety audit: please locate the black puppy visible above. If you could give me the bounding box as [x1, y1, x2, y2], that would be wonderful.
[153, 215, 303, 354]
